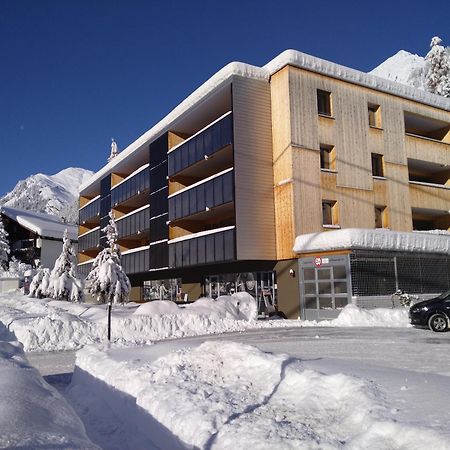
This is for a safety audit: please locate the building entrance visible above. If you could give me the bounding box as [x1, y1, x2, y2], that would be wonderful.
[299, 254, 352, 320]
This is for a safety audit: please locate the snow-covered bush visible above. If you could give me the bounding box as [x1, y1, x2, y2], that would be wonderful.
[0, 217, 9, 270]
[426, 36, 450, 97]
[2, 257, 32, 280]
[85, 212, 130, 304]
[29, 267, 51, 299]
[48, 230, 83, 301]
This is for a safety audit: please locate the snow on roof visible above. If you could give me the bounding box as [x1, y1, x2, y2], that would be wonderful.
[293, 228, 450, 255]
[0, 206, 78, 241]
[81, 49, 450, 193]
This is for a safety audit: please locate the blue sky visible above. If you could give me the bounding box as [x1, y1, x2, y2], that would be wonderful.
[0, 0, 449, 195]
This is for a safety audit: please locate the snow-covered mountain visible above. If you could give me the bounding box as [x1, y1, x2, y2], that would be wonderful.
[369, 50, 427, 90]
[0, 168, 93, 224]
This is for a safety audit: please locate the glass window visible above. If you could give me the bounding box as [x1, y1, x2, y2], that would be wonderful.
[304, 282, 316, 295]
[318, 281, 332, 294]
[215, 232, 224, 261]
[214, 176, 224, 205]
[375, 205, 387, 228]
[304, 268, 316, 280]
[320, 145, 335, 170]
[317, 90, 332, 116]
[317, 268, 331, 280]
[334, 281, 348, 294]
[333, 265, 347, 279]
[305, 296, 318, 309]
[319, 297, 333, 309]
[322, 200, 338, 226]
[371, 153, 384, 177]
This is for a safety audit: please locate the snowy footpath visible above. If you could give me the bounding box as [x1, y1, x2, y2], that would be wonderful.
[1, 291, 449, 449]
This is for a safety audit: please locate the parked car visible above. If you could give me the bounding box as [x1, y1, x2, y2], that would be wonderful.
[409, 289, 450, 332]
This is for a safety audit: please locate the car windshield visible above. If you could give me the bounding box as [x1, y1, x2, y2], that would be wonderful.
[436, 289, 450, 300]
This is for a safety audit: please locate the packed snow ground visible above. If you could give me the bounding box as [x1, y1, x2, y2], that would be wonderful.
[0, 291, 410, 352]
[67, 330, 450, 450]
[0, 292, 449, 449]
[0, 322, 98, 449]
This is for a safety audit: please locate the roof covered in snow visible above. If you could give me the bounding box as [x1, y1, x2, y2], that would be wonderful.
[293, 228, 450, 255]
[80, 49, 450, 194]
[0, 206, 78, 241]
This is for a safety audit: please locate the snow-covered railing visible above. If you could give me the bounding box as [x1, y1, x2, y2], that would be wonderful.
[111, 163, 150, 190]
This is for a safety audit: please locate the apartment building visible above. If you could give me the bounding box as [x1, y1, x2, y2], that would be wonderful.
[78, 50, 450, 319]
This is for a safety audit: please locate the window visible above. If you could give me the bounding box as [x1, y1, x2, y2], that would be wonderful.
[320, 144, 335, 170]
[371, 153, 384, 177]
[322, 200, 338, 226]
[375, 206, 387, 228]
[317, 90, 332, 116]
[368, 103, 381, 128]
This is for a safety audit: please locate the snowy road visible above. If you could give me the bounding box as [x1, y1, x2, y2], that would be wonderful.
[28, 325, 450, 447]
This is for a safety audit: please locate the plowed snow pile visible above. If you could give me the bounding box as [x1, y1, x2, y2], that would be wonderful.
[0, 292, 410, 352]
[69, 341, 449, 450]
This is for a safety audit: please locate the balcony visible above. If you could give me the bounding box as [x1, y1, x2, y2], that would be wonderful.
[168, 112, 233, 179]
[78, 227, 100, 252]
[111, 164, 150, 210]
[121, 246, 150, 274]
[78, 260, 93, 279]
[79, 196, 100, 226]
[168, 168, 234, 222]
[116, 205, 150, 240]
[168, 226, 235, 268]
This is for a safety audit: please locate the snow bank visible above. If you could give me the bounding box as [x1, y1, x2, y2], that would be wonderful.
[0, 293, 410, 352]
[293, 228, 450, 254]
[70, 341, 449, 450]
[0, 322, 98, 449]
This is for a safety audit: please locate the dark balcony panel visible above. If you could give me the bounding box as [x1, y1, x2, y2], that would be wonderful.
[168, 228, 235, 269]
[78, 262, 93, 279]
[150, 186, 168, 218]
[79, 229, 100, 252]
[79, 197, 100, 224]
[122, 248, 150, 275]
[149, 241, 168, 269]
[168, 113, 233, 177]
[150, 161, 167, 193]
[168, 170, 234, 222]
[100, 195, 111, 219]
[150, 214, 168, 242]
[111, 167, 150, 207]
[149, 134, 168, 168]
[116, 207, 150, 239]
[100, 175, 111, 198]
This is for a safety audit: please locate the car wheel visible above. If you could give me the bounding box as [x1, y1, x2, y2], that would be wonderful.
[428, 314, 449, 332]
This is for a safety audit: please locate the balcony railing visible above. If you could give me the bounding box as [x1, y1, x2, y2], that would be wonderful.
[78, 261, 94, 279]
[122, 246, 150, 274]
[111, 165, 150, 206]
[116, 206, 150, 239]
[168, 226, 235, 268]
[78, 228, 100, 252]
[168, 169, 234, 222]
[168, 112, 233, 177]
[79, 196, 100, 224]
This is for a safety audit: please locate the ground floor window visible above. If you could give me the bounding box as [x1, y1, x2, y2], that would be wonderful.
[203, 271, 277, 314]
[143, 278, 181, 301]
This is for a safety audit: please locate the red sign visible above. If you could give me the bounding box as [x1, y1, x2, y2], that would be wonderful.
[314, 257, 322, 267]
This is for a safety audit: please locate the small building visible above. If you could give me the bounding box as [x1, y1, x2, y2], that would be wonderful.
[0, 206, 78, 269]
[293, 228, 450, 320]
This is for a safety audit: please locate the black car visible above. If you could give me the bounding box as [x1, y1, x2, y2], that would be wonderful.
[409, 289, 450, 332]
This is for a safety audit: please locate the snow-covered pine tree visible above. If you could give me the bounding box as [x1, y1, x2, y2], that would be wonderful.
[85, 211, 130, 304]
[425, 36, 450, 97]
[0, 216, 10, 270]
[29, 267, 51, 298]
[48, 230, 83, 301]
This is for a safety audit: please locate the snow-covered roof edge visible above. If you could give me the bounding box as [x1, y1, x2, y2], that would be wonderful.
[81, 50, 450, 193]
[0, 206, 78, 241]
[293, 228, 450, 255]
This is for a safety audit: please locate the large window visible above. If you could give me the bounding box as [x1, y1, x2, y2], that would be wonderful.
[320, 144, 335, 171]
[371, 153, 384, 177]
[317, 90, 332, 116]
